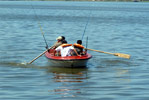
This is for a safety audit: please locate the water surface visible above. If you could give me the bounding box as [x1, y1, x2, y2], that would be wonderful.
[0, 1, 149, 100]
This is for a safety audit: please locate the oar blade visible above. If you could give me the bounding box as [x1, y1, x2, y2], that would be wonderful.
[114, 53, 131, 59]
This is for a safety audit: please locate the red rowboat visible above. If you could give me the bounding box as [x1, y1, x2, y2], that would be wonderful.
[45, 49, 92, 67]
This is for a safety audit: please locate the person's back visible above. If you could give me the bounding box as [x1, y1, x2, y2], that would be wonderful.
[73, 40, 84, 55]
[55, 40, 78, 57]
[57, 44, 73, 57]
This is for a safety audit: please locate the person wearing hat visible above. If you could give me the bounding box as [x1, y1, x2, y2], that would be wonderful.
[51, 36, 63, 49]
[61, 36, 65, 41]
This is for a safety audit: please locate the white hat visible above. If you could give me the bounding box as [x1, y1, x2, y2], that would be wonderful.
[56, 36, 62, 40]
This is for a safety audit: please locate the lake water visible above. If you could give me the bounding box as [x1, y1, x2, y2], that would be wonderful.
[0, 1, 149, 100]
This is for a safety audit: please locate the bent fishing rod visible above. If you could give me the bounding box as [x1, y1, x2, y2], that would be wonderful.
[31, 4, 48, 49]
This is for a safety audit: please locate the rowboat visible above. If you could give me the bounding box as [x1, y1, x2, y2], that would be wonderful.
[45, 49, 92, 67]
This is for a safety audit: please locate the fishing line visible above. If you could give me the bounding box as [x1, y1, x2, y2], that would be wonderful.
[30, 3, 48, 48]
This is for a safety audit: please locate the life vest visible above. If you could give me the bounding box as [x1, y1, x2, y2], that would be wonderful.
[61, 44, 72, 48]
[73, 43, 84, 49]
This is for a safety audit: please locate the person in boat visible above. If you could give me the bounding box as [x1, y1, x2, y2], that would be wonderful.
[61, 36, 66, 42]
[54, 40, 79, 57]
[51, 36, 66, 49]
[73, 40, 85, 55]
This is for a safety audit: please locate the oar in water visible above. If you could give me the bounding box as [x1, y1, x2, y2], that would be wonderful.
[28, 46, 54, 64]
[85, 48, 130, 59]
[28, 49, 48, 64]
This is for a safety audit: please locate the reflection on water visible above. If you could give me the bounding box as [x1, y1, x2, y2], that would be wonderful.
[46, 67, 88, 98]
[115, 68, 131, 83]
[47, 67, 88, 82]
[45, 61, 131, 98]
[92, 58, 131, 83]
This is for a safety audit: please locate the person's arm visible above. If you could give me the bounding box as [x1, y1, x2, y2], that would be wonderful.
[73, 48, 80, 56]
[53, 46, 59, 56]
[55, 46, 62, 56]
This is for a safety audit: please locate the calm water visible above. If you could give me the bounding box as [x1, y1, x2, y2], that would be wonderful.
[0, 1, 149, 100]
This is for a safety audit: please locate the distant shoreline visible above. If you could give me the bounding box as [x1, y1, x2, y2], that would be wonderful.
[0, 0, 149, 2]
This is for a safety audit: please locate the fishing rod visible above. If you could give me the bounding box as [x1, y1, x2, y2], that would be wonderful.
[81, 11, 92, 41]
[85, 36, 88, 52]
[30, 4, 49, 49]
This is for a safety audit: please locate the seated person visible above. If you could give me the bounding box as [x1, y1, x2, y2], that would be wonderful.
[51, 36, 67, 49]
[72, 40, 85, 55]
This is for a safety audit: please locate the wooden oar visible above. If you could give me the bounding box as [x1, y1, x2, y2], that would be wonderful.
[28, 49, 48, 64]
[28, 45, 54, 64]
[85, 48, 130, 59]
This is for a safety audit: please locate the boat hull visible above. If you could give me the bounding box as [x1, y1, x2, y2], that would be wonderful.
[45, 49, 92, 68]
[47, 59, 88, 67]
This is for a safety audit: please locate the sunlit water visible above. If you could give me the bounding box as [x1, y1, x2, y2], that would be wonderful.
[0, 1, 149, 100]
